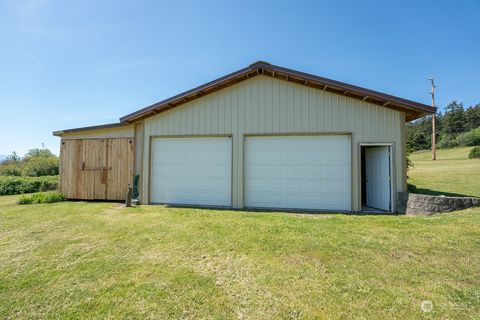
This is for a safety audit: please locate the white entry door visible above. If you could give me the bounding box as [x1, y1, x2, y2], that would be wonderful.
[365, 146, 391, 211]
[244, 135, 351, 211]
[150, 137, 231, 206]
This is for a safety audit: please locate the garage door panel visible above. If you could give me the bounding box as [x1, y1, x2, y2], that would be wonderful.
[151, 137, 231, 206]
[245, 135, 351, 211]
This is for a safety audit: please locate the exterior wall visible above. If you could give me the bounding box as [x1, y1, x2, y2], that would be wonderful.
[142, 75, 406, 211]
[60, 126, 134, 140]
[134, 122, 145, 200]
[59, 138, 134, 200]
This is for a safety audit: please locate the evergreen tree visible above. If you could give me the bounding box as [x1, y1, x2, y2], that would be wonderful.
[465, 104, 480, 131]
[406, 100, 480, 151]
[406, 115, 437, 152]
[442, 101, 466, 136]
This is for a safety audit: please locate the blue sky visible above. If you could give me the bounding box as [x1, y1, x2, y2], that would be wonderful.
[0, 0, 479, 156]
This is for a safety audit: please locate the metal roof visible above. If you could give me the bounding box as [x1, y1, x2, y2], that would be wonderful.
[120, 61, 434, 123]
[54, 61, 435, 135]
[53, 122, 129, 136]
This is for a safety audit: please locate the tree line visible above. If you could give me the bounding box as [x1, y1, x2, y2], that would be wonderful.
[0, 148, 59, 177]
[407, 101, 480, 152]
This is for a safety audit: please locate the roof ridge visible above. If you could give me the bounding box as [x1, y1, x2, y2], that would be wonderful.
[249, 60, 271, 67]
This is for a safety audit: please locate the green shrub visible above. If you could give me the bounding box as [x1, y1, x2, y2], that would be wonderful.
[43, 191, 65, 203]
[437, 128, 480, 150]
[22, 157, 59, 177]
[0, 164, 22, 176]
[456, 128, 480, 147]
[17, 192, 65, 205]
[469, 146, 480, 159]
[17, 194, 33, 204]
[0, 148, 59, 177]
[0, 176, 58, 195]
[437, 134, 459, 149]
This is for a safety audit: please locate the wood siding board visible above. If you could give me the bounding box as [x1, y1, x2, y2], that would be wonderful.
[307, 88, 314, 132]
[244, 81, 252, 133]
[295, 84, 301, 131]
[205, 96, 212, 134]
[252, 79, 258, 132]
[304, 86, 309, 129]
[332, 94, 339, 130]
[340, 96, 347, 132]
[280, 80, 286, 133]
[134, 122, 144, 200]
[272, 78, 279, 132]
[286, 84, 293, 132]
[324, 91, 329, 131]
[238, 84, 246, 138]
[400, 113, 407, 191]
[231, 89, 239, 207]
[315, 90, 321, 131]
[265, 78, 273, 132]
[257, 78, 266, 133]
[212, 93, 218, 134]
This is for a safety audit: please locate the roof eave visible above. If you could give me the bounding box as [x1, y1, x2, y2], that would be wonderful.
[119, 64, 259, 123]
[118, 61, 435, 123]
[52, 122, 129, 137]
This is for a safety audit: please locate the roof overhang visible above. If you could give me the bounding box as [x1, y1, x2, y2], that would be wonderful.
[53, 122, 129, 136]
[120, 61, 434, 123]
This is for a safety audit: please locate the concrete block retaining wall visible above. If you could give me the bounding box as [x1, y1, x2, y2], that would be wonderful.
[397, 192, 480, 215]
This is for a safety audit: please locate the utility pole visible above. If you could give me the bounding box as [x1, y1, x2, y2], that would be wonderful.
[429, 78, 436, 161]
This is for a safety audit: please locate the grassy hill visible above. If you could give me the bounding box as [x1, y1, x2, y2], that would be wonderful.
[409, 147, 480, 197]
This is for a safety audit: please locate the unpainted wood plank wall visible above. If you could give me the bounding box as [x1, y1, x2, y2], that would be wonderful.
[59, 138, 134, 200]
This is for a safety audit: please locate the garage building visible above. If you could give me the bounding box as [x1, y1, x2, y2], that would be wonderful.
[53, 61, 434, 212]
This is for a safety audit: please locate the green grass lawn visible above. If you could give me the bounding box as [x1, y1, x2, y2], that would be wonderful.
[1, 195, 479, 319]
[409, 147, 480, 197]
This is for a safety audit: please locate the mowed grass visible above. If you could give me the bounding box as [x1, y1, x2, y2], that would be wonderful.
[1, 196, 480, 319]
[409, 147, 480, 197]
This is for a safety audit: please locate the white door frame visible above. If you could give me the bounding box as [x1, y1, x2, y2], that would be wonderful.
[359, 143, 395, 213]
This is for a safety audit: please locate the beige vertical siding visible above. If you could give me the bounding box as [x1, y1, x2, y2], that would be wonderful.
[142, 75, 406, 211]
[134, 123, 144, 199]
[60, 126, 134, 140]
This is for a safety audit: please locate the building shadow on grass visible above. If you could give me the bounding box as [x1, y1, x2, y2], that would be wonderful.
[413, 188, 472, 198]
[160, 204, 400, 216]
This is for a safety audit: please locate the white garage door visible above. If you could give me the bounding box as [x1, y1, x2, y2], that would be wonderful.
[151, 137, 231, 206]
[244, 135, 351, 211]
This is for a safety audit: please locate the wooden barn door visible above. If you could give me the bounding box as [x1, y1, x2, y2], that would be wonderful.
[60, 138, 134, 200]
[105, 138, 134, 200]
[81, 139, 108, 199]
[60, 140, 82, 199]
